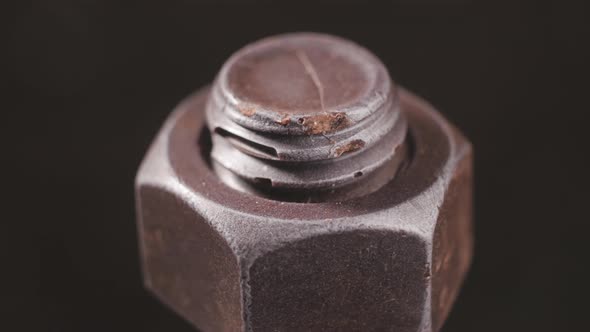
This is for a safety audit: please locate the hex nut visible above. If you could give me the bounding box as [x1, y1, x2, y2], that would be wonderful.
[136, 34, 473, 332]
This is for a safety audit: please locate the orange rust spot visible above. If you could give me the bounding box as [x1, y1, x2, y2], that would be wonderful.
[332, 139, 365, 157]
[276, 115, 290, 126]
[299, 112, 351, 135]
[238, 105, 256, 117]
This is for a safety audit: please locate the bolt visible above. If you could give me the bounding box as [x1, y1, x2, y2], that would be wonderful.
[136, 32, 473, 332]
[206, 34, 407, 202]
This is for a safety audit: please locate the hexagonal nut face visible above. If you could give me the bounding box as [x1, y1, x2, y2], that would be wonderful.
[135, 88, 473, 332]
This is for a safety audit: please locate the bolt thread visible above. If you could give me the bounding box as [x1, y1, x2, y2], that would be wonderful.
[205, 33, 408, 202]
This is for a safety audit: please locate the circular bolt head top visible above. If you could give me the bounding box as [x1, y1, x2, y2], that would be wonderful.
[214, 33, 393, 135]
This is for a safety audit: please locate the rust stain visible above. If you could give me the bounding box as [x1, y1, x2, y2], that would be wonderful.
[238, 105, 256, 117]
[276, 115, 290, 126]
[332, 139, 365, 157]
[299, 112, 351, 135]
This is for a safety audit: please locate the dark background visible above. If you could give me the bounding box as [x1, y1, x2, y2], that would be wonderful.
[4, 1, 589, 331]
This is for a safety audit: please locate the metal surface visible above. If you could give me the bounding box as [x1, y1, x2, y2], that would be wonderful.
[206, 34, 406, 201]
[136, 32, 473, 331]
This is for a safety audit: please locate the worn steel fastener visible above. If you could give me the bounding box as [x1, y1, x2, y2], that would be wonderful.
[136, 33, 473, 332]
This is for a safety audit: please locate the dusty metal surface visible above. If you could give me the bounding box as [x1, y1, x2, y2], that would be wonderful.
[136, 33, 473, 331]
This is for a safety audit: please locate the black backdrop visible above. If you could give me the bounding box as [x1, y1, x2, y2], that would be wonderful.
[5, 1, 589, 331]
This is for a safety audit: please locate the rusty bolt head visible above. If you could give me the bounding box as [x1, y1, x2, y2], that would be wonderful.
[136, 33, 473, 332]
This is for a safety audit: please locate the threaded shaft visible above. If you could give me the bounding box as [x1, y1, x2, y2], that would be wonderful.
[205, 33, 407, 202]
